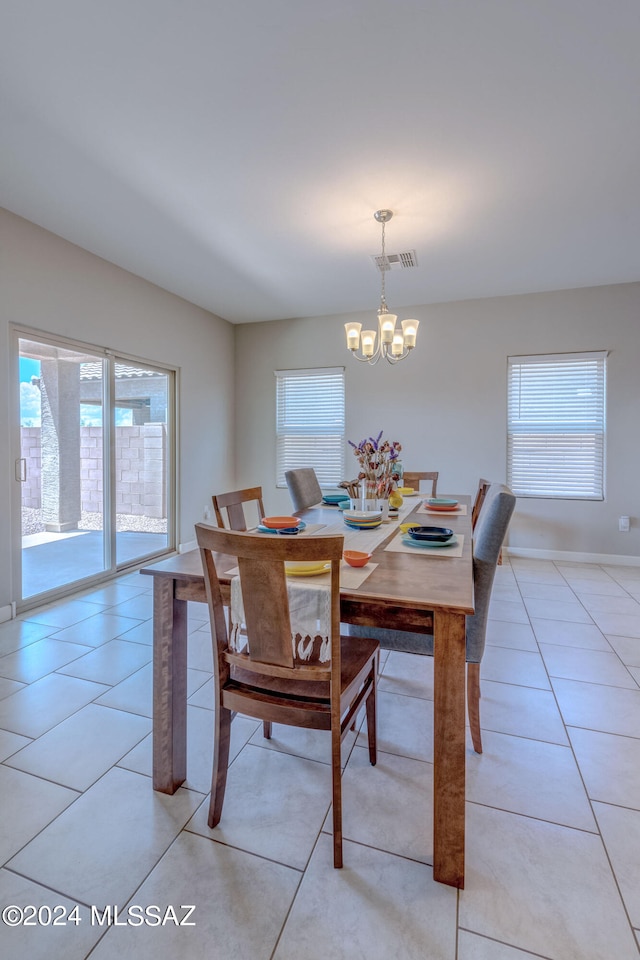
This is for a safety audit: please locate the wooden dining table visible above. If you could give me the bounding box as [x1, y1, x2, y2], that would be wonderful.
[140, 495, 475, 888]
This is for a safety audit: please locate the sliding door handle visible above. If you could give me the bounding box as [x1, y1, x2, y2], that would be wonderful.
[15, 458, 27, 482]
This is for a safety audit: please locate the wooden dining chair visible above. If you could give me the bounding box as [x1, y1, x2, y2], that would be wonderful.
[212, 486, 265, 531]
[402, 471, 439, 497]
[348, 483, 515, 754]
[194, 524, 379, 868]
[285, 467, 323, 512]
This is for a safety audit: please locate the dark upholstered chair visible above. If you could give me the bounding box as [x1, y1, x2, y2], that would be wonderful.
[195, 523, 378, 868]
[285, 467, 323, 512]
[349, 483, 516, 753]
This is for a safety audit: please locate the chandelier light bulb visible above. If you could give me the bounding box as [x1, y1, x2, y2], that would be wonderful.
[401, 318, 419, 349]
[361, 330, 377, 357]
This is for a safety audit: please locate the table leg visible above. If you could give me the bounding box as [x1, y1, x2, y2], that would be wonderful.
[152, 577, 188, 793]
[432, 609, 466, 887]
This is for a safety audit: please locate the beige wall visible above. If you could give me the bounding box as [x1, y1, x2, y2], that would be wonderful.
[2, 206, 638, 618]
[0, 208, 235, 611]
[235, 282, 640, 560]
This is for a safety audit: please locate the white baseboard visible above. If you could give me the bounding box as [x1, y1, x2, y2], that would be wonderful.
[179, 538, 197, 554]
[504, 547, 640, 567]
[0, 604, 14, 624]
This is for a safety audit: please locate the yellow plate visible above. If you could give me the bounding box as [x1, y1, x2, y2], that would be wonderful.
[399, 522, 419, 534]
[285, 562, 331, 577]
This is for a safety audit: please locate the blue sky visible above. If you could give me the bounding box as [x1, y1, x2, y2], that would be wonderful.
[19, 358, 43, 426]
[19, 358, 131, 427]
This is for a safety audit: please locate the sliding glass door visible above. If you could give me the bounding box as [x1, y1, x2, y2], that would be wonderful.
[15, 331, 174, 606]
[113, 359, 171, 566]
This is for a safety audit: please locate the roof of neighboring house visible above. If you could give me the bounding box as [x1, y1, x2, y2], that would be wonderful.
[80, 362, 166, 382]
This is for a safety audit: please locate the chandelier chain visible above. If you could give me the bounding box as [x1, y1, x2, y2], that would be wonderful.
[379, 218, 387, 314]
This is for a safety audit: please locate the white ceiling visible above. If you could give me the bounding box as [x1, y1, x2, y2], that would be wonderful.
[1, 0, 639, 324]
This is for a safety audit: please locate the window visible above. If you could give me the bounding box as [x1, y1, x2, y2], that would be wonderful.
[275, 367, 345, 488]
[507, 351, 607, 499]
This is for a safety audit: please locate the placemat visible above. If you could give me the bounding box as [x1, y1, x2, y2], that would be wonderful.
[319, 498, 413, 547]
[320, 519, 397, 553]
[226, 561, 377, 589]
[417, 503, 468, 517]
[384, 532, 465, 558]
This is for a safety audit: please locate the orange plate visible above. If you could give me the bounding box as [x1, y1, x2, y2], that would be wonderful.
[426, 503, 459, 511]
[261, 515, 301, 529]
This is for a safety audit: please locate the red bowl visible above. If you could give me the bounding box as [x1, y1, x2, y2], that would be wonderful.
[261, 516, 301, 529]
[343, 550, 372, 568]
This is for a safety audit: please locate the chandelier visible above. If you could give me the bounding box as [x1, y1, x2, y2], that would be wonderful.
[345, 210, 419, 365]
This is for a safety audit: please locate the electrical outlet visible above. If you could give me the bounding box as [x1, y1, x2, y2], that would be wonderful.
[203, 505, 211, 521]
[619, 516, 630, 533]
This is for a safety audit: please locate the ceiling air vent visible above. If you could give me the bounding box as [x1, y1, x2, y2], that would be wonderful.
[371, 250, 418, 271]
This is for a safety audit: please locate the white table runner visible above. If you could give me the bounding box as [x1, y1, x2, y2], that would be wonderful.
[227, 560, 377, 663]
[228, 500, 414, 661]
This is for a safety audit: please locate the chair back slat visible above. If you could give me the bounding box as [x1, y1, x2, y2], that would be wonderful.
[238, 557, 294, 667]
[195, 524, 344, 677]
[212, 486, 265, 530]
[402, 471, 439, 497]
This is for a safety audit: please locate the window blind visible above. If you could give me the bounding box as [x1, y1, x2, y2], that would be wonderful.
[275, 367, 345, 488]
[507, 352, 607, 499]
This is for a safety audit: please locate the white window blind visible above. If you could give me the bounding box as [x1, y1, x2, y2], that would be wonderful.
[507, 352, 607, 499]
[275, 367, 345, 488]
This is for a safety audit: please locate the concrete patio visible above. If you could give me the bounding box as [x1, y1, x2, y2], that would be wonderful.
[22, 530, 168, 599]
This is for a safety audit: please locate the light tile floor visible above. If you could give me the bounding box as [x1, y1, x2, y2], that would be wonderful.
[1, 559, 640, 959]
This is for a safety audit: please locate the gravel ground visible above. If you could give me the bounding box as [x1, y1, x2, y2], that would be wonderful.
[22, 508, 167, 536]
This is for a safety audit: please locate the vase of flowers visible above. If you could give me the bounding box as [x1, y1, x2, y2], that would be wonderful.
[348, 431, 402, 505]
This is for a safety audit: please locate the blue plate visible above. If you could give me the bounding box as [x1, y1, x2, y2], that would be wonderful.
[408, 525, 454, 542]
[322, 494, 350, 504]
[401, 533, 458, 549]
[257, 520, 307, 534]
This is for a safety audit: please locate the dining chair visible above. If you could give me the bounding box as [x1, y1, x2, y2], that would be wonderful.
[472, 477, 504, 564]
[194, 523, 379, 868]
[402, 471, 439, 497]
[348, 482, 515, 754]
[212, 486, 265, 531]
[285, 467, 323, 512]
